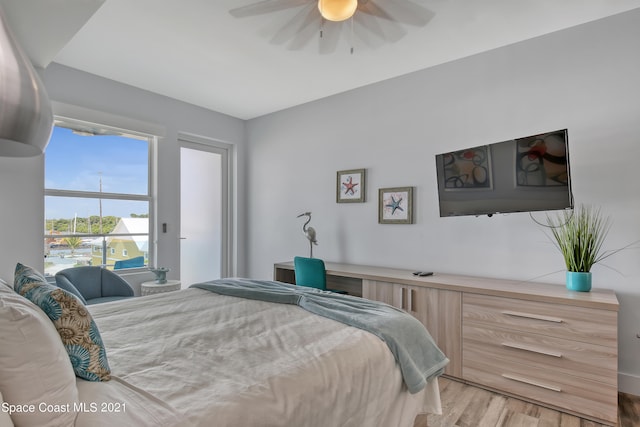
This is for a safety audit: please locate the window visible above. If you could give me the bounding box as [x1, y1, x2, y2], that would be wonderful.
[44, 119, 153, 277]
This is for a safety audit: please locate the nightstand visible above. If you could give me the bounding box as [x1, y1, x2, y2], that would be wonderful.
[141, 280, 181, 296]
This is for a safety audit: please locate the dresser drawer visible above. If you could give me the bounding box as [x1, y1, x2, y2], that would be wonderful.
[464, 352, 618, 424]
[463, 294, 617, 347]
[463, 324, 617, 385]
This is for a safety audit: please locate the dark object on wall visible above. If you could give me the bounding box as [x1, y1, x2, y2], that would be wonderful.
[435, 129, 573, 217]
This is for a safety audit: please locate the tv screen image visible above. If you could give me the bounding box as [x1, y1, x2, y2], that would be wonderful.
[435, 129, 574, 217]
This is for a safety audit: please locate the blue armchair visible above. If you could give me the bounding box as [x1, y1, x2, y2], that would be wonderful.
[55, 266, 135, 305]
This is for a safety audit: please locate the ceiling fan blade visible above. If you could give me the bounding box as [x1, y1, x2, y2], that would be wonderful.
[354, 8, 406, 43]
[229, 0, 310, 18]
[318, 20, 341, 54]
[269, 3, 319, 48]
[352, 18, 386, 50]
[287, 12, 322, 50]
[270, 3, 315, 45]
[357, 0, 395, 22]
[353, 13, 384, 41]
[374, 0, 435, 27]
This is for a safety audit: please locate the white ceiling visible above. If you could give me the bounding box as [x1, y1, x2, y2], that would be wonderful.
[3, 0, 640, 120]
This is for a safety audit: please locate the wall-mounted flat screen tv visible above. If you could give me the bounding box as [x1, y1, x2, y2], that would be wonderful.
[435, 129, 574, 217]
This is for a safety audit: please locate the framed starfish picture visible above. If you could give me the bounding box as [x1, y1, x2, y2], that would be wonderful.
[379, 187, 413, 224]
[336, 169, 366, 203]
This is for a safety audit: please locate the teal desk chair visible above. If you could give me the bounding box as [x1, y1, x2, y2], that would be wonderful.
[294, 257, 347, 294]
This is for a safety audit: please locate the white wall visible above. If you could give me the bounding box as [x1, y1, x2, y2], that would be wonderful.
[0, 63, 248, 291]
[0, 156, 44, 274]
[246, 10, 640, 393]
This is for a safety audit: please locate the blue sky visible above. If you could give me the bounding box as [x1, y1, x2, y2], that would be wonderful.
[45, 127, 149, 220]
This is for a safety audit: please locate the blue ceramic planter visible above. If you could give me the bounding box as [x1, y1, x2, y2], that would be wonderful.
[566, 271, 592, 292]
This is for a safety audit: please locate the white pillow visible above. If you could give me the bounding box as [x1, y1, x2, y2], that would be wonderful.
[0, 390, 15, 427]
[0, 286, 79, 427]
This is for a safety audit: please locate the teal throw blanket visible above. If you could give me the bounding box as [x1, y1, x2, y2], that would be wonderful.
[191, 278, 449, 394]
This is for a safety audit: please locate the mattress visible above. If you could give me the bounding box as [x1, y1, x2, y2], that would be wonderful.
[80, 287, 442, 426]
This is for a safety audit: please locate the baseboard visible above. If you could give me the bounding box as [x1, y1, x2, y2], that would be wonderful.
[619, 372, 640, 396]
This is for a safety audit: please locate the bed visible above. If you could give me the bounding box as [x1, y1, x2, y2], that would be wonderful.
[1, 269, 447, 427]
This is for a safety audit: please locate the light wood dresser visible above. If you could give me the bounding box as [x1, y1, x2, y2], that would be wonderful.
[274, 261, 619, 425]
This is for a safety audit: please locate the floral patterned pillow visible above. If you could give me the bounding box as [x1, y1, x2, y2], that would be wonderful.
[14, 263, 111, 382]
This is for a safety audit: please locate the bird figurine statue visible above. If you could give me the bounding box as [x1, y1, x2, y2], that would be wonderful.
[297, 211, 317, 258]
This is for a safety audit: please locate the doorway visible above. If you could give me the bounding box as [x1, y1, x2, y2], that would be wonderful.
[180, 138, 230, 287]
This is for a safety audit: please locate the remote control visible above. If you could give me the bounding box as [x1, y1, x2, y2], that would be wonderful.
[418, 271, 433, 277]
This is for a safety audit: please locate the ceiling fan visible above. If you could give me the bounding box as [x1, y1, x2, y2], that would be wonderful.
[229, 0, 434, 54]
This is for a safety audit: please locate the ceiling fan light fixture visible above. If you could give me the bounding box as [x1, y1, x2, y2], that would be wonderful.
[318, 0, 358, 22]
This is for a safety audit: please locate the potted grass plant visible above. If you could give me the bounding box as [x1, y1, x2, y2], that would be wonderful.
[546, 205, 611, 292]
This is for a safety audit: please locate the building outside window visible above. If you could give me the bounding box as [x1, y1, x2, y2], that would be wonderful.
[44, 119, 153, 277]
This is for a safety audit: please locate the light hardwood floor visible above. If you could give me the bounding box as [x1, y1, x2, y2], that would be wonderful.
[415, 378, 640, 427]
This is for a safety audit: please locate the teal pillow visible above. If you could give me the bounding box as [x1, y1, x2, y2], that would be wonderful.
[14, 263, 111, 382]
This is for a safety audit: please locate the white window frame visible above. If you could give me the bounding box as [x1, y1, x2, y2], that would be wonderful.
[44, 111, 158, 272]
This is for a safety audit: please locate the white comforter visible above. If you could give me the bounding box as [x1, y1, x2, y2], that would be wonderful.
[80, 288, 441, 427]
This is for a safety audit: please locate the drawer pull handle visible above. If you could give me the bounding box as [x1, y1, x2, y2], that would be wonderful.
[501, 310, 564, 323]
[502, 374, 562, 393]
[502, 342, 563, 358]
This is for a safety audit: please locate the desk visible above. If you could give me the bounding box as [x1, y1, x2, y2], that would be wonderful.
[141, 280, 181, 296]
[273, 260, 619, 425]
[274, 261, 618, 309]
[274, 261, 372, 296]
